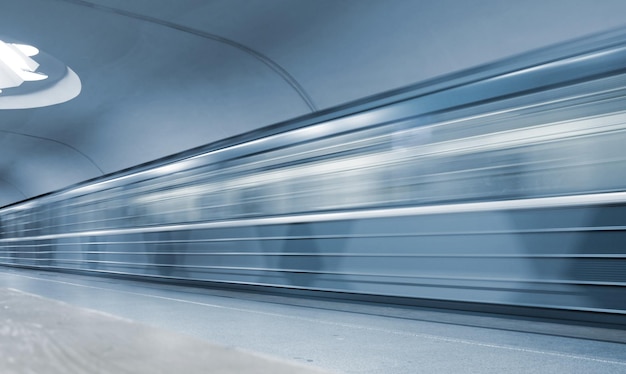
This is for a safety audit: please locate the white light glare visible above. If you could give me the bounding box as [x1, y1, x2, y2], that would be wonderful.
[0, 40, 48, 91]
[13, 44, 40, 57]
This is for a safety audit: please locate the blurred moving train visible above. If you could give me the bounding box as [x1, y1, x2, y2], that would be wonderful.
[1, 29, 626, 323]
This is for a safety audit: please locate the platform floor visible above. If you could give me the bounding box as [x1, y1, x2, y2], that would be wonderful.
[0, 287, 325, 374]
[1, 267, 626, 374]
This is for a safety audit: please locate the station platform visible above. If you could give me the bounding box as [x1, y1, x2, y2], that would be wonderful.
[0, 287, 325, 374]
[1, 267, 626, 374]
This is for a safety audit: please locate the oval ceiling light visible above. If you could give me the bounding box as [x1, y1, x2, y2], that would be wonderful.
[13, 43, 40, 57]
[0, 38, 81, 109]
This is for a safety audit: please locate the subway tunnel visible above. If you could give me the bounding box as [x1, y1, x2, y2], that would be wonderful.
[2, 1, 626, 373]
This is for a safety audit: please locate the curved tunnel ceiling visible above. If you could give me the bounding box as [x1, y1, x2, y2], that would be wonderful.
[2, 0, 626, 207]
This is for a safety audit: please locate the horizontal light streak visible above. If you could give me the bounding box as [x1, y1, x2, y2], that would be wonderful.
[2, 191, 626, 242]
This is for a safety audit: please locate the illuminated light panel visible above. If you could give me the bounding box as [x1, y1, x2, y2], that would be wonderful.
[0, 37, 81, 109]
[13, 43, 40, 57]
[0, 40, 48, 91]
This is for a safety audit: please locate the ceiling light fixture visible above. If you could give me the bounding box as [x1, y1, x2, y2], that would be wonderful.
[0, 40, 48, 92]
[0, 37, 81, 109]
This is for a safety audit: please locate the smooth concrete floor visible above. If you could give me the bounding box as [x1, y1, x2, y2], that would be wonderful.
[0, 287, 326, 374]
[1, 267, 625, 374]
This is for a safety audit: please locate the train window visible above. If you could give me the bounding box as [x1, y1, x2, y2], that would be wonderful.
[198, 191, 219, 221]
[4, 213, 14, 237]
[237, 185, 265, 217]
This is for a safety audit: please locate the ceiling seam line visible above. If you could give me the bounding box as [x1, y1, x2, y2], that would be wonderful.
[55, 0, 319, 112]
[0, 130, 104, 175]
[0, 177, 27, 199]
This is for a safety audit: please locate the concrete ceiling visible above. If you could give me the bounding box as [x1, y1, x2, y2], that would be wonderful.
[2, 0, 626, 207]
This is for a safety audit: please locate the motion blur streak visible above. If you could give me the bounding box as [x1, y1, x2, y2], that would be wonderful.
[2, 29, 626, 323]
